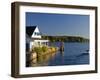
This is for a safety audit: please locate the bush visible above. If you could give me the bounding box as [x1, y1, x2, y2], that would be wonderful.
[42, 46, 48, 52]
[51, 47, 55, 51]
[34, 47, 43, 54]
[33, 46, 57, 55]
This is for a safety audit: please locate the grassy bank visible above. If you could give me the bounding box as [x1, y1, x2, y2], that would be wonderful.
[33, 46, 59, 56]
[26, 46, 59, 67]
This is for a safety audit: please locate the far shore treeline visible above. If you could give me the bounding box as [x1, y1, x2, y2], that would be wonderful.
[42, 35, 89, 42]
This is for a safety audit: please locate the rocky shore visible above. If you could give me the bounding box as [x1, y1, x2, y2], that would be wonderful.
[26, 46, 59, 67]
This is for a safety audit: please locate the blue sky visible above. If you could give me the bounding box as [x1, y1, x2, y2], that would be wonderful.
[26, 12, 89, 38]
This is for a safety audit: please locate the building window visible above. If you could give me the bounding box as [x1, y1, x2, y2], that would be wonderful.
[34, 32, 41, 36]
[34, 32, 37, 35]
[38, 42, 40, 46]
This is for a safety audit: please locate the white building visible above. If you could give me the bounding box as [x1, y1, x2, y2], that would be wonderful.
[26, 26, 49, 51]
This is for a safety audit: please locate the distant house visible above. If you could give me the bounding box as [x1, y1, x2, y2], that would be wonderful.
[26, 26, 49, 52]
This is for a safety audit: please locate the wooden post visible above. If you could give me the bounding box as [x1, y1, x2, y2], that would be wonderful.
[60, 41, 64, 52]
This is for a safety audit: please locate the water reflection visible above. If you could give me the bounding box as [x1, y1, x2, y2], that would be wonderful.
[29, 52, 57, 67]
[26, 42, 89, 67]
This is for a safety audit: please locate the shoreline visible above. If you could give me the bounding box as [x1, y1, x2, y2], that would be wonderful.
[26, 46, 59, 67]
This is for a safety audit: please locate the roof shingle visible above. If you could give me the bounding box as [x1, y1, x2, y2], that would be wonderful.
[26, 26, 36, 37]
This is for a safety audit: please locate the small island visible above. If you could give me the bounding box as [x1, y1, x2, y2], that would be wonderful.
[42, 35, 89, 43]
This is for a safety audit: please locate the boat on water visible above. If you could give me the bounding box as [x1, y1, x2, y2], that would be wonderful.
[82, 50, 89, 55]
[76, 50, 89, 57]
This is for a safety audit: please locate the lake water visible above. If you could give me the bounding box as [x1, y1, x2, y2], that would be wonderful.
[30, 42, 89, 67]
